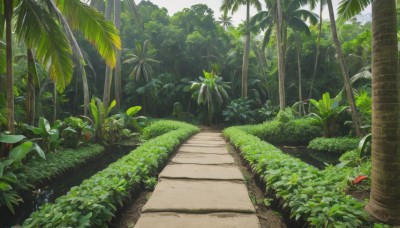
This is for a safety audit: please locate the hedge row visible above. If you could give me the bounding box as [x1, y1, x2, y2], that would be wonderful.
[308, 137, 359, 155]
[23, 120, 199, 227]
[23, 144, 105, 185]
[224, 126, 368, 227]
[239, 118, 322, 145]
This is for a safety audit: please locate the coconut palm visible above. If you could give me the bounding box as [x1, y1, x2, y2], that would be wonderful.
[124, 40, 160, 82]
[220, 0, 262, 98]
[190, 70, 230, 125]
[217, 11, 233, 29]
[1, 0, 121, 131]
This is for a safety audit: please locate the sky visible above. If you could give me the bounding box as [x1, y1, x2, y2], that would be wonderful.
[138, 0, 372, 25]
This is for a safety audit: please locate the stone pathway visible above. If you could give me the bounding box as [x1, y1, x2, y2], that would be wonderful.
[135, 132, 260, 228]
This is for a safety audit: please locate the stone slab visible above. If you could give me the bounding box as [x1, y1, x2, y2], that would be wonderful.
[179, 145, 228, 154]
[171, 153, 234, 165]
[190, 136, 225, 141]
[195, 132, 222, 137]
[142, 179, 255, 213]
[135, 212, 260, 228]
[159, 164, 243, 180]
[186, 139, 226, 145]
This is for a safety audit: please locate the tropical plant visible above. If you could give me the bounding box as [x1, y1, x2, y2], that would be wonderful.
[61, 117, 94, 148]
[217, 11, 233, 29]
[0, 133, 44, 213]
[87, 98, 116, 143]
[310, 92, 348, 137]
[221, 0, 262, 98]
[190, 70, 230, 125]
[223, 98, 256, 125]
[124, 40, 160, 82]
[24, 117, 63, 152]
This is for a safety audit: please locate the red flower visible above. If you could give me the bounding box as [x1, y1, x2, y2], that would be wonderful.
[352, 175, 368, 185]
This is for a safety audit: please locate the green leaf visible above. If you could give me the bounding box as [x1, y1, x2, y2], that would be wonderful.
[126, 106, 142, 117]
[0, 133, 26, 144]
[9, 141, 33, 163]
[30, 143, 45, 160]
[39, 117, 51, 133]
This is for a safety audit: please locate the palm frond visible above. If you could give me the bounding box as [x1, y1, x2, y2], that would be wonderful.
[15, 0, 73, 92]
[337, 0, 372, 21]
[288, 17, 311, 35]
[54, 0, 121, 68]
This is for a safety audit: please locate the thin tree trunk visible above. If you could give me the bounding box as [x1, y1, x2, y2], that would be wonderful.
[308, 1, 323, 112]
[241, 0, 251, 98]
[53, 83, 57, 122]
[103, 0, 114, 107]
[26, 49, 36, 125]
[295, 35, 304, 116]
[114, 0, 122, 108]
[326, 0, 362, 137]
[252, 41, 270, 100]
[5, 0, 14, 132]
[366, 0, 400, 224]
[276, 0, 285, 110]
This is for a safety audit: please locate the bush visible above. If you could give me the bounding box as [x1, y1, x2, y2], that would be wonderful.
[224, 127, 368, 227]
[141, 120, 196, 140]
[223, 98, 256, 125]
[23, 144, 104, 185]
[23, 121, 199, 227]
[242, 118, 322, 145]
[308, 137, 359, 155]
[61, 117, 94, 148]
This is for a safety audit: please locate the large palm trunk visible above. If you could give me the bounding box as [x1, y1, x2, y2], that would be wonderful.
[366, 0, 400, 224]
[102, 0, 114, 107]
[276, 0, 285, 110]
[5, 0, 14, 132]
[241, 0, 251, 98]
[326, 0, 362, 137]
[114, 0, 122, 108]
[26, 49, 36, 125]
[308, 1, 323, 112]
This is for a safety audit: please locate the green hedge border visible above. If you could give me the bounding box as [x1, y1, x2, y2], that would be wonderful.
[224, 126, 368, 227]
[23, 120, 199, 227]
[23, 144, 105, 185]
[308, 137, 359, 155]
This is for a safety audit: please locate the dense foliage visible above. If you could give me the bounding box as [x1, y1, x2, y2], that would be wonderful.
[224, 126, 369, 227]
[240, 118, 322, 145]
[308, 137, 359, 155]
[23, 120, 198, 227]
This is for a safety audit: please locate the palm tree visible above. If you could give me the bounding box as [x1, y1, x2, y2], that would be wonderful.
[103, 0, 114, 107]
[217, 11, 233, 29]
[337, 0, 400, 223]
[124, 40, 160, 82]
[114, 0, 122, 108]
[366, 0, 400, 224]
[4, 0, 14, 132]
[2, 0, 121, 131]
[190, 70, 230, 125]
[251, 0, 317, 110]
[326, 0, 362, 137]
[221, 0, 262, 98]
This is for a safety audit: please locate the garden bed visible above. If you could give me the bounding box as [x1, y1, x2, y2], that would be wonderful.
[22, 120, 199, 227]
[224, 126, 369, 227]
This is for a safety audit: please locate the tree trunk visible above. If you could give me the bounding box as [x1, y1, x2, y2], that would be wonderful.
[308, 1, 323, 112]
[365, 0, 400, 224]
[326, 0, 362, 137]
[241, 0, 251, 98]
[114, 0, 122, 108]
[5, 0, 14, 132]
[53, 83, 57, 122]
[102, 0, 114, 107]
[295, 35, 304, 116]
[26, 49, 36, 125]
[276, 0, 285, 110]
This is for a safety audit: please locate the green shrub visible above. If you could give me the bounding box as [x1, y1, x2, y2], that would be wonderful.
[142, 120, 196, 140]
[23, 121, 199, 227]
[222, 98, 256, 125]
[61, 117, 94, 148]
[308, 137, 359, 155]
[23, 144, 104, 185]
[276, 107, 294, 123]
[224, 126, 368, 227]
[242, 118, 322, 145]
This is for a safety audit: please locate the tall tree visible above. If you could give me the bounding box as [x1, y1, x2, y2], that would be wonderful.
[4, 0, 14, 132]
[276, 0, 285, 109]
[367, 0, 400, 224]
[326, 0, 362, 137]
[221, 0, 262, 98]
[103, 0, 114, 107]
[217, 11, 233, 29]
[114, 0, 122, 108]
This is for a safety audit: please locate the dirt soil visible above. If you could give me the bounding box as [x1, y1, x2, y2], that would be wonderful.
[227, 144, 287, 228]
